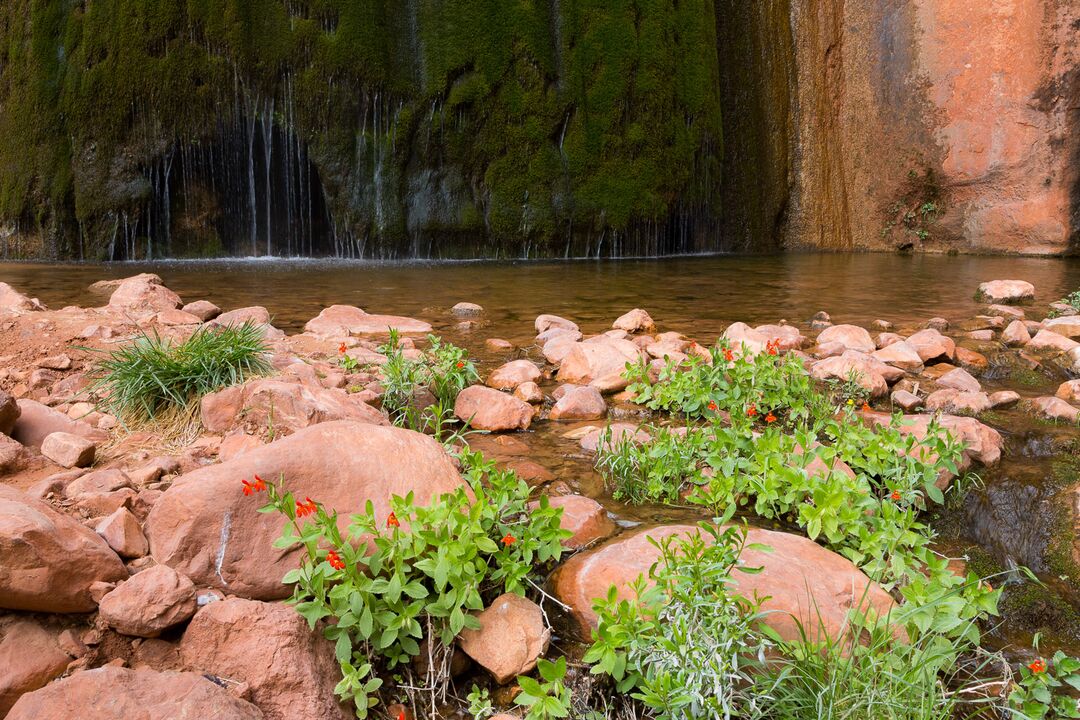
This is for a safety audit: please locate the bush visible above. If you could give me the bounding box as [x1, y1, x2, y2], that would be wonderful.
[87, 321, 271, 421]
[254, 448, 569, 717]
[584, 522, 773, 720]
[602, 344, 994, 642]
[376, 330, 479, 429]
[1048, 289, 1080, 318]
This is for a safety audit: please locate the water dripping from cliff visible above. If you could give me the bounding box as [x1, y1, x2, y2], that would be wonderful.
[110, 117, 333, 260]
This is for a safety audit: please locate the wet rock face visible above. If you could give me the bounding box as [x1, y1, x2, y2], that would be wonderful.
[782, 0, 1080, 254]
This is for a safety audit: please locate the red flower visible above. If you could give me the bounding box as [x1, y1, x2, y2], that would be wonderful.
[241, 476, 266, 496]
[387, 512, 400, 528]
[890, 490, 901, 501]
[746, 404, 758, 418]
[766, 339, 780, 356]
[295, 497, 317, 518]
[338, 342, 347, 355]
[456, 361, 465, 369]
[861, 401, 872, 412]
[326, 550, 345, 571]
[723, 347, 734, 362]
[980, 581, 993, 592]
[765, 412, 777, 424]
[1028, 658, 1046, 674]
[397, 710, 407, 720]
[501, 533, 516, 546]
[707, 401, 718, 412]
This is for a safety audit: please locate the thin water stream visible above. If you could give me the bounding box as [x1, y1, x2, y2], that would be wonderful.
[3, 252, 1080, 653]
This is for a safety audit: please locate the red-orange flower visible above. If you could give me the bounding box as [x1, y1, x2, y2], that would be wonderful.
[387, 512, 400, 528]
[397, 710, 407, 720]
[707, 401, 718, 412]
[501, 533, 516, 546]
[746, 404, 758, 418]
[765, 412, 777, 424]
[723, 348, 734, 362]
[295, 497, 317, 518]
[241, 477, 266, 496]
[326, 550, 346, 570]
[338, 342, 347, 355]
[456, 361, 465, 369]
[861, 401, 872, 412]
[766, 339, 780, 356]
[1028, 658, 1046, 674]
[890, 490, 901, 502]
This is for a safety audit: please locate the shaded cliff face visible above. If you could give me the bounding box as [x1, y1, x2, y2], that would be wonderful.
[782, 0, 1080, 255]
[0, 0, 724, 259]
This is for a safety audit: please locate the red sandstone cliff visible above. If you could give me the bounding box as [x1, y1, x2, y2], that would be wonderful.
[783, 0, 1079, 254]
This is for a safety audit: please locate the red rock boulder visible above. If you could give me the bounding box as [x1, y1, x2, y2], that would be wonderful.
[454, 386, 534, 431]
[0, 621, 70, 716]
[458, 593, 549, 684]
[552, 524, 895, 643]
[6, 666, 264, 720]
[0, 484, 127, 612]
[98, 565, 198, 637]
[180, 597, 349, 720]
[145, 421, 464, 598]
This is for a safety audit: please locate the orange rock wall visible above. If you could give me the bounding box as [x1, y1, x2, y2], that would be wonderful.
[783, 0, 1080, 254]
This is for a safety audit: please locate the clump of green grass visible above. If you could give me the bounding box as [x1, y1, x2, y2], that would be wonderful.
[88, 322, 271, 422]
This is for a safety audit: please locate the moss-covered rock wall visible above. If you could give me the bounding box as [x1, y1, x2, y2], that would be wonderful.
[0, 0, 727, 259]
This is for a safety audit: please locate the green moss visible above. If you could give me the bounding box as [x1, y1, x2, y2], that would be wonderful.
[0, 0, 726, 258]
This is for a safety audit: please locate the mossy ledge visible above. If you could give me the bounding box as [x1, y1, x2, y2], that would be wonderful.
[0, 0, 726, 259]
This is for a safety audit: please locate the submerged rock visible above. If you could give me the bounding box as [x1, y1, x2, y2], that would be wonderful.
[975, 280, 1035, 304]
[145, 421, 464, 598]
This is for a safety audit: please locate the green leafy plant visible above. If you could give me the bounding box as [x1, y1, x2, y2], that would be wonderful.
[515, 657, 572, 720]
[87, 321, 271, 421]
[255, 449, 569, 717]
[1009, 636, 1080, 719]
[1048, 290, 1080, 318]
[377, 330, 479, 427]
[584, 521, 773, 720]
[467, 685, 495, 720]
[605, 341, 998, 643]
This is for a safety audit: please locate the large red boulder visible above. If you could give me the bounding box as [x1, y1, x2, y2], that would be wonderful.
[200, 378, 388, 435]
[145, 421, 464, 598]
[98, 565, 198, 638]
[0, 621, 70, 716]
[180, 597, 349, 720]
[6, 666, 264, 720]
[454, 386, 534, 431]
[551, 524, 895, 644]
[0, 484, 126, 612]
[555, 337, 643, 392]
[107, 274, 183, 316]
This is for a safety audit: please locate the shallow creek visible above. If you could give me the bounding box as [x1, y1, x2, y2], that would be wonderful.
[3, 252, 1080, 655]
